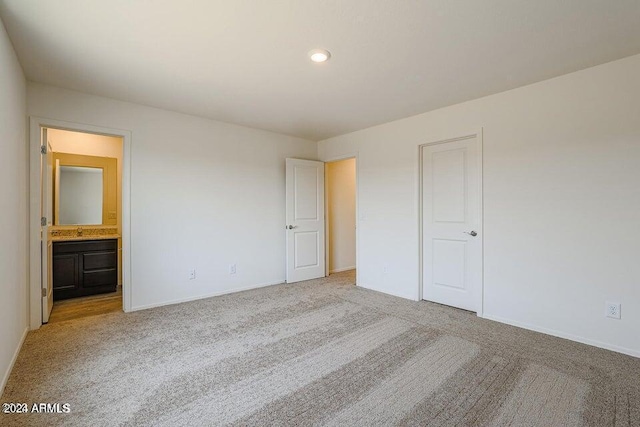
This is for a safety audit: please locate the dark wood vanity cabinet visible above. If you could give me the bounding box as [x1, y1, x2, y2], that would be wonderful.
[53, 239, 118, 300]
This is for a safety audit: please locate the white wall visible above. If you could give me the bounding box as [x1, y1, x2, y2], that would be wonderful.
[327, 159, 356, 273]
[0, 17, 28, 392]
[319, 54, 640, 357]
[28, 83, 317, 310]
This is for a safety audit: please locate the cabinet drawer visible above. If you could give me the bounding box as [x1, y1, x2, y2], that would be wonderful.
[54, 239, 117, 255]
[83, 251, 117, 271]
[83, 269, 117, 288]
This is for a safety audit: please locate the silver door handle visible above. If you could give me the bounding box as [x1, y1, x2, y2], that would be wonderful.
[286, 225, 298, 229]
[463, 230, 478, 237]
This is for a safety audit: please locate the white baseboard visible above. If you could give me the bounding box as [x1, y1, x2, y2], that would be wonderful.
[1, 327, 28, 396]
[129, 280, 284, 312]
[482, 313, 640, 359]
[357, 282, 417, 301]
[329, 266, 356, 274]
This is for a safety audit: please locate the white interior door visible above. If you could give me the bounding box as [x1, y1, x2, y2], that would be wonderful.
[286, 158, 325, 283]
[41, 129, 53, 322]
[422, 136, 482, 312]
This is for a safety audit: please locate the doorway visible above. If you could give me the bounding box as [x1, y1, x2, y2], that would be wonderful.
[45, 128, 123, 322]
[29, 117, 132, 329]
[420, 132, 483, 314]
[325, 158, 357, 278]
[284, 155, 358, 285]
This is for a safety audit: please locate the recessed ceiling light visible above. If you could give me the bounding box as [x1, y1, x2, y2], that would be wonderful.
[309, 49, 331, 63]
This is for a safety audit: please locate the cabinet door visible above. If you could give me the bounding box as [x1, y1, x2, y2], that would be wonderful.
[52, 254, 79, 291]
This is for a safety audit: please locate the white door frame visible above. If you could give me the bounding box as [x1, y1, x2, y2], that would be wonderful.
[28, 116, 133, 329]
[323, 153, 359, 286]
[418, 130, 484, 316]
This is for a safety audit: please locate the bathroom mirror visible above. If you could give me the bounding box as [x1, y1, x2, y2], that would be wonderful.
[58, 166, 104, 225]
[53, 153, 118, 226]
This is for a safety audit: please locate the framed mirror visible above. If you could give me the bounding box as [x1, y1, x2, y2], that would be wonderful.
[58, 166, 104, 225]
[53, 153, 118, 226]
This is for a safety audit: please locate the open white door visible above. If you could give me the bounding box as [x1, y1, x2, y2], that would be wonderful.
[286, 158, 325, 283]
[41, 129, 53, 323]
[422, 135, 482, 312]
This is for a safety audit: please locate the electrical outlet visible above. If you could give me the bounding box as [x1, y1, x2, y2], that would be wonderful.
[229, 264, 237, 275]
[605, 301, 621, 319]
[188, 269, 196, 280]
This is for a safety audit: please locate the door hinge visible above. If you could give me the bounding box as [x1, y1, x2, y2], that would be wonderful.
[42, 288, 47, 297]
[41, 217, 47, 226]
[40, 145, 47, 154]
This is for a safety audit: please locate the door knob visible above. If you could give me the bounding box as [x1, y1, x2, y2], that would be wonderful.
[464, 230, 478, 237]
[286, 225, 297, 229]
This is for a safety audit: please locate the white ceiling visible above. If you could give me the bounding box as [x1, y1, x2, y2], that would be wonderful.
[2, 1, 640, 141]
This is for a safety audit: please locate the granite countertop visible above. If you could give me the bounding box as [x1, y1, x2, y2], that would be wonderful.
[51, 234, 121, 242]
[49, 226, 120, 242]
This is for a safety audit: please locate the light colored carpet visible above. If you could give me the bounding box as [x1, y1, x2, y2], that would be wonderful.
[2, 271, 639, 426]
